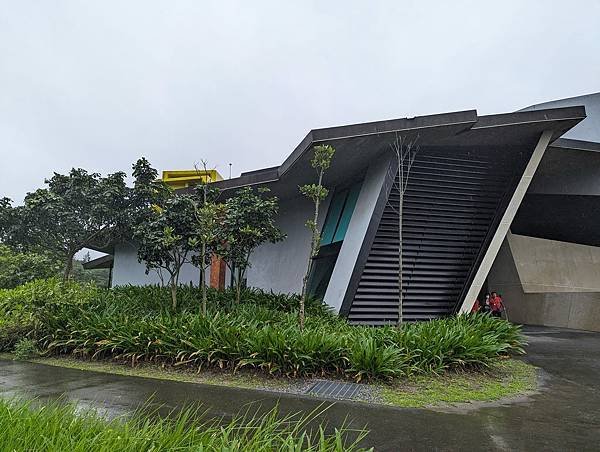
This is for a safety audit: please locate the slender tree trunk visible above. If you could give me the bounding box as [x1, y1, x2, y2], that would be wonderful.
[299, 171, 323, 331]
[235, 267, 242, 305]
[201, 173, 209, 315]
[299, 259, 311, 330]
[170, 282, 177, 311]
[62, 251, 75, 282]
[397, 187, 403, 327]
[170, 271, 179, 311]
[201, 242, 207, 316]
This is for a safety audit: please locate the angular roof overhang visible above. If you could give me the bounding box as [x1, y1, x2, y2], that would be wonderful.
[208, 106, 586, 200]
[82, 253, 114, 270]
[549, 137, 600, 153]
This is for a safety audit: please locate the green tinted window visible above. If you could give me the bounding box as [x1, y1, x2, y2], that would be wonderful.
[320, 181, 362, 246]
[320, 189, 346, 246]
[332, 183, 361, 243]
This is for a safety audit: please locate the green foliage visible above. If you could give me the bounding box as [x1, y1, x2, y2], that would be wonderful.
[310, 144, 336, 174]
[133, 194, 198, 309]
[217, 187, 285, 303]
[0, 280, 525, 381]
[299, 144, 336, 330]
[12, 338, 38, 360]
[0, 244, 62, 289]
[189, 175, 223, 315]
[1, 169, 129, 280]
[299, 184, 329, 204]
[348, 338, 406, 382]
[132, 158, 200, 310]
[0, 399, 369, 451]
[71, 258, 110, 288]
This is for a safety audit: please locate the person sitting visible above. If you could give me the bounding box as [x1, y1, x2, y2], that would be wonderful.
[471, 298, 480, 313]
[490, 291, 504, 318]
[480, 293, 491, 314]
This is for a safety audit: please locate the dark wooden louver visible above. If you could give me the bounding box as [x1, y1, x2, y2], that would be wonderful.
[347, 148, 521, 325]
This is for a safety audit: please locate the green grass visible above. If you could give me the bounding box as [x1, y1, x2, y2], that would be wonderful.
[0, 353, 537, 408]
[379, 359, 537, 408]
[0, 398, 370, 451]
[13, 354, 294, 391]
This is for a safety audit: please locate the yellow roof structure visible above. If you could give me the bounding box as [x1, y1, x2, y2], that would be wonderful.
[161, 169, 223, 190]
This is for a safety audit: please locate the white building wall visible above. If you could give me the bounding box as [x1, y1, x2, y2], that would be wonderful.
[112, 242, 204, 287]
[245, 194, 331, 295]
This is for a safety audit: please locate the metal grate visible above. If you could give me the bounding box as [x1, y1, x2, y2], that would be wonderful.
[306, 380, 362, 400]
[348, 148, 521, 325]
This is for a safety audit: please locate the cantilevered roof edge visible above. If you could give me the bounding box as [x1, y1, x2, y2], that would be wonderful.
[214, 109, 478, 191]
[278, 109, 478, 178]
[212, 105, 586, 192]
[550, 137, 600, 153]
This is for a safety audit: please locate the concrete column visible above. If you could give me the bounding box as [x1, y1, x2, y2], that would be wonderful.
[458, 130, 554, 313]
[210, 255, 225, 289]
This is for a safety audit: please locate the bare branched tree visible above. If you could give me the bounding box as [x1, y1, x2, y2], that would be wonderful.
[388, 133, 419, 326]
[191, 160, 221, 316]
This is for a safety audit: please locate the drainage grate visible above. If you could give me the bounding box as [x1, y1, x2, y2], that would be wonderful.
[306, 380, 362, 400]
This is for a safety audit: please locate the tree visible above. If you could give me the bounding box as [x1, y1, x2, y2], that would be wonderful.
[4, 169, 129, 281]
[134, 194, 197, 311]
[389, 133, 419, 326]
[70, 258, 111, 288]
[298, 144, 335, 330]
[189, 161, 222, 315]
[217, 187, 285, 305]
[0, 245, 62, 289]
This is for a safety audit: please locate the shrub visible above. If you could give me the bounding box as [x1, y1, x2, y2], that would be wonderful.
[0, 279, 526, 380]
[0, 245, 62, 289]
[13, 338, 38, 360]
[348, 338, 406, 382]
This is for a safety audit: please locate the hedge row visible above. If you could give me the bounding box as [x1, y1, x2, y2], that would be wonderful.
[0, 279, 525, 380]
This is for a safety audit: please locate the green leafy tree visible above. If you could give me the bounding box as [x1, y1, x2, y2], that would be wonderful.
[298, 144, 335, 330]
[71, 256, 111, 288]
[0, 198, 27, 251]
[0, 245, 62, 289]
[4, 169, 129, 281]
[133, 191, 197, 311]
[217, 187, 285, 305]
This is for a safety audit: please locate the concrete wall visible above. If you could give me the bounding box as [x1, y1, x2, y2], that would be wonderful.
[323, 154, 392, 312]
[509, 234, 600, 292]
[244, 194, 331, 295]
[488, 233, 600, 332]
[529, 148, 600, 196]
[112, 242, 204, 287]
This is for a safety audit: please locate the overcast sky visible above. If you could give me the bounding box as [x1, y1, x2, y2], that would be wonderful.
[1, 0, 599, 203]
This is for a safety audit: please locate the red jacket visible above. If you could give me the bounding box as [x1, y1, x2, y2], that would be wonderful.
[490, 295, 503, 312]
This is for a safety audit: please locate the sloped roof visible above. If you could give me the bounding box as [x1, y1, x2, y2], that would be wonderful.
[209, 106, 586, 200]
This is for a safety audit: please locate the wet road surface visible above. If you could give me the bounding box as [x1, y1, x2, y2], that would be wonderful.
[1, 326, 598, 451]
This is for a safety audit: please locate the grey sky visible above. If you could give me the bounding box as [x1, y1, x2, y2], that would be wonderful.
[1, 0, 599, 204]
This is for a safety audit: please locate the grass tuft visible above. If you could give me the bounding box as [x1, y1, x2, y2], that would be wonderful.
[0, 398, 370, 451]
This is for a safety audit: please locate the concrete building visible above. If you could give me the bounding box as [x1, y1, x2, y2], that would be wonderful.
[87, 93, 600, 331]
[487, 93, 600, 331]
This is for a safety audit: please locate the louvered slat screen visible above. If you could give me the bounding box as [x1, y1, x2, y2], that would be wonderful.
[347, 148, 516, 325]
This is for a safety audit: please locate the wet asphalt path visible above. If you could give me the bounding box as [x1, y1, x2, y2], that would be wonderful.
[0, 326, 598, 451]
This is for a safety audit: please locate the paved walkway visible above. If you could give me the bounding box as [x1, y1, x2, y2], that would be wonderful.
[1, 326, 599, 451]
